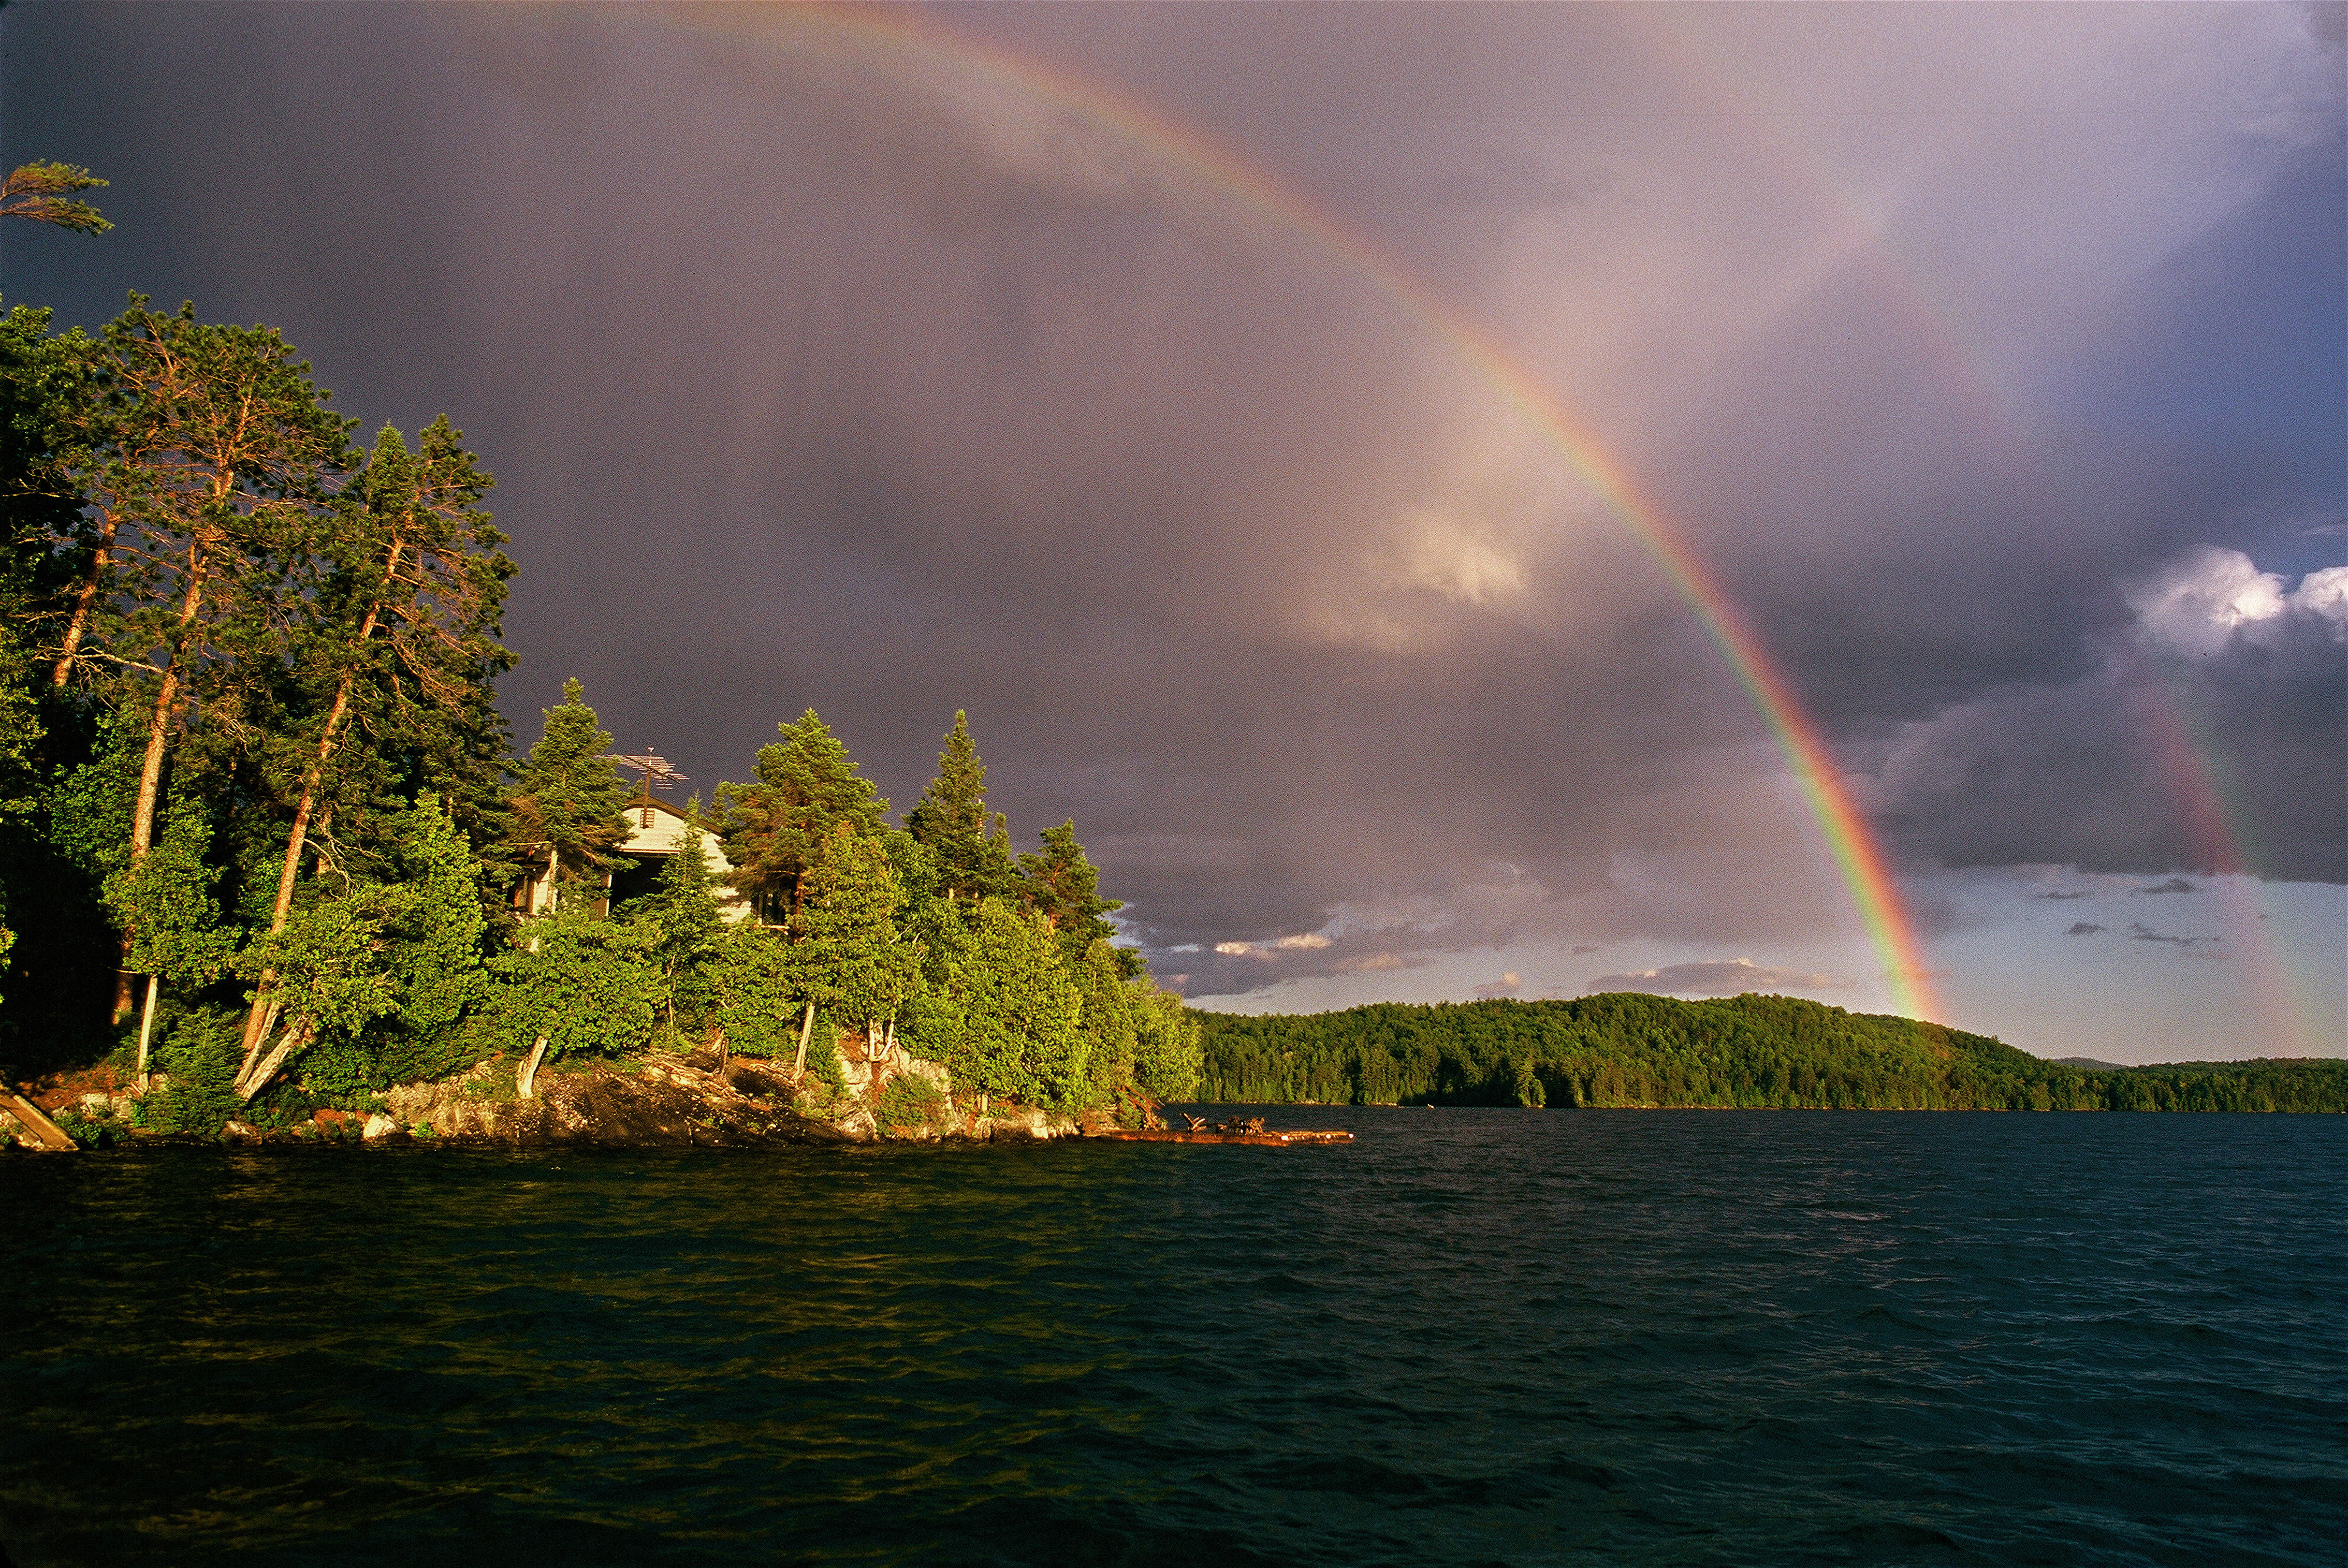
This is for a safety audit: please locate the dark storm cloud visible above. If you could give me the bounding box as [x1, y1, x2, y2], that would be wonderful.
[2065, 923, 2106, 937]
[6, 2, 2338, 999]
[1868, 583, 2346, 885]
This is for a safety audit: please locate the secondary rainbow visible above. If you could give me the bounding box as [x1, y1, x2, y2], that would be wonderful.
[662, 6, 1946, 1024]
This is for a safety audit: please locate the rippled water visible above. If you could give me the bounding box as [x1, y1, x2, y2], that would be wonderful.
[4, 1110, 2343, 1566]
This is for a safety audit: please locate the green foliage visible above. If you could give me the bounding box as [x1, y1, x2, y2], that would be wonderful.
[137, 1007, 246, 1135]
[1, 162, 112, 236]
[104, 798, 234, 985]
[39, 699, 140, 882]
[705, 923, 797, 1058]
[1016, 820, 1125, 971]
[625, 817, 724, 1037]
[905, 711, 1015, 904]
[1130, 979, 1203, 1101]
[268, 419, 514, 901]
[789, 822, 915, 1030]
[475, 907, 663, 1064]
[717, 708, 888, 921]
[505, 678, 632, 901]
[0, 287, 1172, 1114]
[876, 1072, 948, 1136]
[1075, 938, 1137, 1103]
[1193, 993, 2348, 1112]
[248, 797, 489, 1097]
[928, 897, 1087, 1109]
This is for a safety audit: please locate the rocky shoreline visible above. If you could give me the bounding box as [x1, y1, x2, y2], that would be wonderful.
[4, 1042, 1115, 1152]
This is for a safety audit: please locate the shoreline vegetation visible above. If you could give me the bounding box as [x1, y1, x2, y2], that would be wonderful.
[1194, 994, 2347, 1112]
[1, 279, 1198, 1151]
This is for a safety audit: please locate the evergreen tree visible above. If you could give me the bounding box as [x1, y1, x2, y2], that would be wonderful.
[235, 795, 489, 1100]
[0, 162, 112, 236]
[505, 678, 632, 908]
[705, 922, 798, 1059]
[787, 822, 914, 1058]
[906, 710, 1015, 904]
[362, 796, 491, 1086]
[0, 301, 103, 1007]
[478, 906, 663, 1067]
[1128, 978, 1202, 1102]
[101, 795, 235, 1082]
[1075, 936, 1137, 1104]
[935, 896, 1086, 1110]
[1017, 820, 1126, 971]
[239, 420, 510, 1054]
[717, 708, 888, 922]
[60, 299, 355, 1017]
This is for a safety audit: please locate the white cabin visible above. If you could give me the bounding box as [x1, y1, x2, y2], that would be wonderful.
[514, 798, 753, 923]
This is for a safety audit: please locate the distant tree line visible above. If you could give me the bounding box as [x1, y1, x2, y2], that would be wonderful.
[1, 265, 1197, 1135]
[1192, 994, 2348, 1112]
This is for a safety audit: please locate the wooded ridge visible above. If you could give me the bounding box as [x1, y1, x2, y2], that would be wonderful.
[1191, 993, 2348, 1112]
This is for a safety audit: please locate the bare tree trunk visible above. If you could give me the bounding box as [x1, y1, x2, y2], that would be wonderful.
[517, 1035, 547, 1098]
[134, 974, 160, 1090]
[236, 1017, 311, 1103]
[235, 994, 283, 1087]
[792, 998, 816, 1077]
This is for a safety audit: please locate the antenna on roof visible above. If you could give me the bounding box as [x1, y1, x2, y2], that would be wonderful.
[603, 752, 687, 809]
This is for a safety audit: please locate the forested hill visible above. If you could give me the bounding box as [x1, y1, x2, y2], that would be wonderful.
[1191, 993, 2348, 1112]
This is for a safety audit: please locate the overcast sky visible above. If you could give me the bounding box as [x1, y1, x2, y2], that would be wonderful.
[6, 2, 2341, 1061]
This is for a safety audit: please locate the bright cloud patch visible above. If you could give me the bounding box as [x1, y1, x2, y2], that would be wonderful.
[2129, 548, 2348, 655]
[1400, 511, 1527, 605]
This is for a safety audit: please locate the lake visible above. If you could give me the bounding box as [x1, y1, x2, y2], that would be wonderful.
[4, 1109, 2342, 1565]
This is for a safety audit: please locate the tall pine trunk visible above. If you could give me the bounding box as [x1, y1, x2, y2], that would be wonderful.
[49, 509, 119, 686]
[238, 543, 400, 1060]
[116, 552, 207, 1020]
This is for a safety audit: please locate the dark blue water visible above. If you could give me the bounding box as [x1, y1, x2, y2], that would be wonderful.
[4, 1110, 2342, 1566]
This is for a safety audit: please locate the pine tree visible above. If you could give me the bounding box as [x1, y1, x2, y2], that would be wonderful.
[0, 162, 112, 236]
[787, 822, 914, 1064]
[239, 420, 510, 1057]
[61, 299, 355, 1016]
[505, 678, 633, 907]
[906, 710, 1015, 905]
[717, 708, 888, 924]
[1017, 820, 1125, 971]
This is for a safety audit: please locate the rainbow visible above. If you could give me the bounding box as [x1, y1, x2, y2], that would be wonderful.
[656, 5, 1951, 1020]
